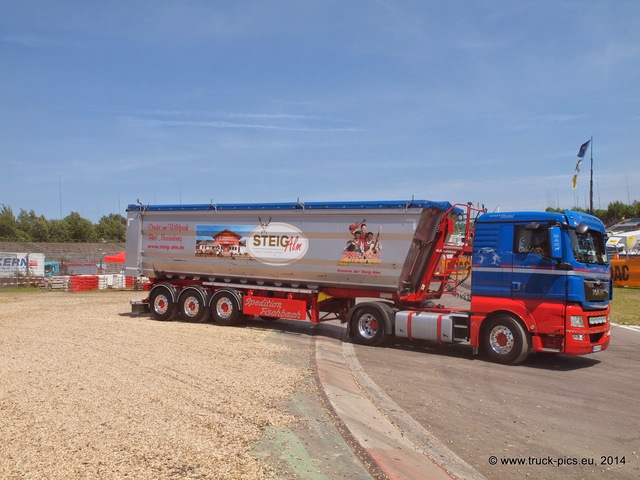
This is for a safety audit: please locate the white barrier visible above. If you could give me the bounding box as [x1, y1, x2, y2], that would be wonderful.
[97, 274, 128, 290]
[48, 276, 70, 291]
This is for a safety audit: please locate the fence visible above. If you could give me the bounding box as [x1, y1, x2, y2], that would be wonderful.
[0, 275, 135, 292]
[0, 276, 47, 288]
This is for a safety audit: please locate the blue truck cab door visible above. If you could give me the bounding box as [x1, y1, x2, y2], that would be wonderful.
[471, 222, 512, 299]
[511, 223, 567, 302]
[471, 214, 568, 304]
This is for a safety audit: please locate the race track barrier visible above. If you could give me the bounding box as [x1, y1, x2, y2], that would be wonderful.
[0, 276, 46, 288]
[1, 274, 136, 291]
[70, 275, 99, 292]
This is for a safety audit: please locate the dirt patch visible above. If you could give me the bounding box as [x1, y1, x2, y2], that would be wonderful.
[0, 290, 308, 479]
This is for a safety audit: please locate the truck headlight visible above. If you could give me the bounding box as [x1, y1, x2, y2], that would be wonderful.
[570, 315, 585, 328]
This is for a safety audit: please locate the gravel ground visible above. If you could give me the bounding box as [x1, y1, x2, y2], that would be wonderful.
[0, 290, 308, 479]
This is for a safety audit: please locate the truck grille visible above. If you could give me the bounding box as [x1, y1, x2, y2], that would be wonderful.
[584, 279, 609, 302]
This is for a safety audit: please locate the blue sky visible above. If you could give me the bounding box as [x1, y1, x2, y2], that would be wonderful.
[1, 1, 639, 222]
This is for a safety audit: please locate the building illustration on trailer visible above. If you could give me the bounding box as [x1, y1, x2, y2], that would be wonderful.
[196, 226, 249, 257]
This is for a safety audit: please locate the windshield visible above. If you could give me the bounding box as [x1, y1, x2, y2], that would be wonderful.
[568, 228, 607, 265]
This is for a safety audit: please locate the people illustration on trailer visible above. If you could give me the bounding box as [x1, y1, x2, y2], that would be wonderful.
[364, 231, 379, 256]
[345, 230, 363, 253]
[340, 220, 381, 265]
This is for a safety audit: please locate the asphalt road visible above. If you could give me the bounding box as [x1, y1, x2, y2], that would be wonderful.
[353, 324, 640, 480]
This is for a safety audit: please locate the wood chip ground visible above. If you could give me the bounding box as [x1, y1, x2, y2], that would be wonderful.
[0, 291, 308, 479]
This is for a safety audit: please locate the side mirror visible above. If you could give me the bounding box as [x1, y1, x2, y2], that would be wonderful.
[576, 223, 589, 235]
[548, 226, 562, 261]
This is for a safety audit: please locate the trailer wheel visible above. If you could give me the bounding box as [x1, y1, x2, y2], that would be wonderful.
[482, 315, 531, 365]
[211, 291, 243, 326]
[179, 290, 209, 323]
[352, 306, 389, 346]
[149, 286, 177, 321]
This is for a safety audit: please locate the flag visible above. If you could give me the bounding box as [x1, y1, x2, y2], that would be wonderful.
[572, 139, 590, 189]
[574, 158, 583, 174]
[571, 158, 583, 190]
[577, 139, 591, 158]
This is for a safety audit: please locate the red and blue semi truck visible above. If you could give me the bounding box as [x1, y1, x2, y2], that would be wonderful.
[125, 200, 611, 364]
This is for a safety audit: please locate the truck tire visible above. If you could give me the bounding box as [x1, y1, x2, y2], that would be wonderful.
[179, 289, 210, 323]
[149, 286, 177, 321]
[352, 306, 389, 347]
[482, 315, 531, 364]
[211, 290, 244, 326]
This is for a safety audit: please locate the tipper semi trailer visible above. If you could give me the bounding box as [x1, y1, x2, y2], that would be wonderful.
[125, 199, 611, 364]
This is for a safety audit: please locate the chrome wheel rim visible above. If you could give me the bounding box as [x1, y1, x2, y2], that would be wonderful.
[489, 325, 514, 355]
[183, 295, 201, 318]
[215, 298, 234, 319]
[357, 313, 379, 339]
[153, 294, 170, 315]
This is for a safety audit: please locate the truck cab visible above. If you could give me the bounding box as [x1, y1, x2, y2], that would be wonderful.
[44, 261, 60, 277]
[470, 210, 611, 363]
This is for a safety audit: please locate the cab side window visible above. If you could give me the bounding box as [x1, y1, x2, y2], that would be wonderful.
[515, 226, 550, 257]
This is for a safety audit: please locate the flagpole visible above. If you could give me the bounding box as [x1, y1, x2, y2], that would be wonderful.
[589, 135, 594, 214]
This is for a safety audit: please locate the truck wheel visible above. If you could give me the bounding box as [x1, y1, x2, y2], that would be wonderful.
[149, 287, 177, 321]
[211, 291, 243, 326]
[352, 306, 389, 346]
[179, 290, 209, 323]
[482, 315, 531, 364]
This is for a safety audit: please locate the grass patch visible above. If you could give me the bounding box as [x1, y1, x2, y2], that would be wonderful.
[612, 287, 640, 325]
[0, 285, 43, 294]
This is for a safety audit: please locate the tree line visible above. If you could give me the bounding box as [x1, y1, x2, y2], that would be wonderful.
[1, 200, 639, 245]
[545, 200, 640, 226]
[0, 205, 126, 243]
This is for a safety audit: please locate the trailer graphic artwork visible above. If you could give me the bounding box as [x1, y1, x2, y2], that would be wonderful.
[339, 219, 382, 266]
[145, 222, 189, 252]
[195, 221, 309, 265]
[475, 247, 501, 266]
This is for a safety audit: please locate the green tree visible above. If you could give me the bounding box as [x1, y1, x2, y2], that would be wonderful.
[17, 209, 51, 242]
[602, 201, 634, 226]
[17, 209, 34, 240]
[49, 219, 70, 242]
[30, 215, 51, 242]
[64, 212, 97, 242]
[0, 204, 23, 241]
[96, 213, 126, 243]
